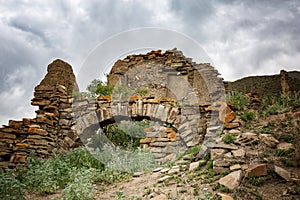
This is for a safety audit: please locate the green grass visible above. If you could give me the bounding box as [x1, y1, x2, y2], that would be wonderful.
[275, 148, 294, 157]
[1, 146, 157, 200]
[240, 111, 255, 122]
[247, 176, 269, 186]
[175, 144, 202, 161]
[221, 133, 236, 144]
[226, 91, 250, 111]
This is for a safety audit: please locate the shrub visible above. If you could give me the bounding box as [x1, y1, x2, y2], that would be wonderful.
[87, 79, 113, 97]
[17, 148, 104, 194]
[222, 133, 236, 144]
[240, 111, 255, 122]
[136, 87, 149, 97]
[94, 145, 157, 173]
[104, 120, 149, 150]
[288, 92, 300, 110]
[60, 169, 96, 200]
[112, 84, 133, 100]
[226, 92, 249, 111]
[175, 145, 202, 161]
[0, 169, 25, 200]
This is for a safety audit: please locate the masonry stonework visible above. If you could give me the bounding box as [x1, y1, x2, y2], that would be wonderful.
[0, 50, 228, 168]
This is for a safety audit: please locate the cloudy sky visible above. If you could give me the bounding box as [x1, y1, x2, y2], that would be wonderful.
[0, 0, 299, 125]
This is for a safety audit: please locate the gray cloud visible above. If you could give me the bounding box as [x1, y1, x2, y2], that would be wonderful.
[0, 0, 299, 125]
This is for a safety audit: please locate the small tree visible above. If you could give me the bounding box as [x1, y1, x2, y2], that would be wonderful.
[86, 79, 113, 97]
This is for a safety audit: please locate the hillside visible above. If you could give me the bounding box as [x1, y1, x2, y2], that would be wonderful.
[22, 92, 300, 200]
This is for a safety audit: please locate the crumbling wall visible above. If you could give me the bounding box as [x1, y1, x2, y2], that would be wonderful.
[0, 60, 80, 169]
[108, 49, 224, 103]
[0, 50, 227, 168]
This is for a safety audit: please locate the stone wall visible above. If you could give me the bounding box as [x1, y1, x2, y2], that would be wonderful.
[74, 96, 230, 163]
[108, 49, 224, 104]
[0, 84, 80, 169]
[0, 60, 80, 169]
[0, 51, 227, 168]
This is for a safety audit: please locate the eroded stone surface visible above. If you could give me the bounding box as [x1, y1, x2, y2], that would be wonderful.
[219, 170, 243, 190]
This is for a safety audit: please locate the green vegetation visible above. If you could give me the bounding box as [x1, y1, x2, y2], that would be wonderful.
[198, 188, 214, 200]
[247, 175, 269, 186]
[136, 87, 149, 97]
[94, 145, 157, 173]
[112, 84, 134, 100]
[226, 92, 249, 111]
[0, 169, 25, 200]
[259, 122, 273, 134]
[175, 144, 202, 162]
[240, 110, 255, 122]
[16, 148, 104, 195]
[87, 79, 114, 97]
[221, 133, 236, 144]
[104, 120, 150, 150]
[260, 93, 300, 117]
[1, 145, 157, 200]
[219, 185, 232, 193]
[275, 148, 294, 157]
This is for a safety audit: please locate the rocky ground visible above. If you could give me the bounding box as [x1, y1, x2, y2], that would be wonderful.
[25, 108, 300, 200]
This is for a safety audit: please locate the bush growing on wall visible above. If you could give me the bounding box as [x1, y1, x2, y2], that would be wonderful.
[86, 79, 114, 97]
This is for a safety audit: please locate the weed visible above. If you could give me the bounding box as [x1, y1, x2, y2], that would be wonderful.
[226, 92, 249, 111]
[297, 185, 300, 195]
[192, 184, 200, 196]
[93, 145, 157, 173]
[0, 169, 25, 200]
[60, 169, 95, 200]
[220, 185, 232, 193]
[176, 145, 201, 161]
[241, 111, 255, 122]
[220, 170, 230, 177]
[259, 123, 273, 134]
[274, 134, 295, 143]
[248, 176, 269, 186]
[275, 148, 294, 157]
[251, 188, 263, 200]
[115, 190, 126, 200]
[280, 158, 295, 167]
[221, 134, 236, 144]
[179, 189, 187, 193]
[198, 188, 213, 200]
[136, 87, 149, 97]
[17, 148, 103, 194]
[212, 183, 220, 191]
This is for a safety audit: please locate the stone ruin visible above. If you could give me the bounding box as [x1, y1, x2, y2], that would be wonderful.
[0, 49, 230, 168]
[0, 60, 81, 169]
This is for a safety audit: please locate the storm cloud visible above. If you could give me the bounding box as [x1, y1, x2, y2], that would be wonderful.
[0, 0, 299, 125]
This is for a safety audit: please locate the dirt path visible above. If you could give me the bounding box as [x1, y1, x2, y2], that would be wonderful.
[94, 172, 161, 200]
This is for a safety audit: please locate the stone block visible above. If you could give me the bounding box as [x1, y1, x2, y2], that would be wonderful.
[246, 164, 267, 177]
[0, 132, 16, 139]
[211, 149, 227, 160]
[277, 142, 294, 150]
[150, 142, 167, 147]
[219, 170, 243, 190]
[8, 120, 23, 129]
[274, 165, 291, 181]
[259, 134, 279, 148]
[28, 127, 48, 135]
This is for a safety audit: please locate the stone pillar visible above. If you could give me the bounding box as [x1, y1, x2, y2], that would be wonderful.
[280, 70, 290, 98]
